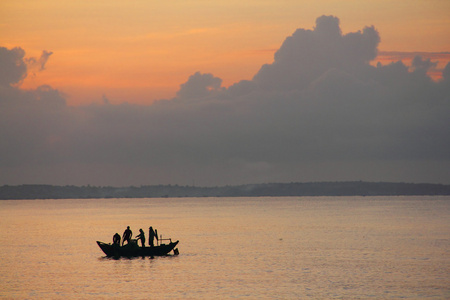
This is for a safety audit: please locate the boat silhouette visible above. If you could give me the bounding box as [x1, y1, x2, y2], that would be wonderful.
[97, 238, 179, 257]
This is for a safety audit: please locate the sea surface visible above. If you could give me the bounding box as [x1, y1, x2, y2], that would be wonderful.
[0, 196, 449, 299]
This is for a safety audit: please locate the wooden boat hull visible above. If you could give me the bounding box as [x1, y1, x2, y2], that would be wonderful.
[97, 240, 179, 257]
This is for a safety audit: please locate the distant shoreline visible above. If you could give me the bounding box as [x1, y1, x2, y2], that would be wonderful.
[1, 181, 450, 200]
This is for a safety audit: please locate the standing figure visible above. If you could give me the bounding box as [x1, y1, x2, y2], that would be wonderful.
[149, 226, 158, 247]
[122, 226, 132, 246]
[113, 233, 121, 245]
[136, 228, 146, 248]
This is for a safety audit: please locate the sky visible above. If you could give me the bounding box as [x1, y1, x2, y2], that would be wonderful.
[1, 1, 450, 186]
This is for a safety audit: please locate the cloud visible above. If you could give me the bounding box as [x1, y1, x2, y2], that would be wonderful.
[32, 50, 53, 71]
[253, 15, 380, 91]
[25, 50, 53, 77]
[443, 62, 450, 80]
[375, 51, 450, 80]
[411, 56, 437, 73]
[175, 71, 223, 100]
[0, 47, 27, 86]
[1, 16, 450, 186]
[0, 47, 53, 87]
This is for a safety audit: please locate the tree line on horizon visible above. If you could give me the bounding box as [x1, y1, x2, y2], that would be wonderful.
[1, 181, 450, 200]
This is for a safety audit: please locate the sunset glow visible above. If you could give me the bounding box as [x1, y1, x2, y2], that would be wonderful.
[1, 1, 450, 187]
[2, 0, 449, 105]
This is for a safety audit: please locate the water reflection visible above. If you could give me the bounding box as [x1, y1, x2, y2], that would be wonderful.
[0, 196, 449, 299]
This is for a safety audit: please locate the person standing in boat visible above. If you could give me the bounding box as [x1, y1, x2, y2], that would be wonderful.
[113, 233, 121, 245]
[149, 226, 158, 247]
[135, 228, 146, 248]
[122, 226, 132, 246]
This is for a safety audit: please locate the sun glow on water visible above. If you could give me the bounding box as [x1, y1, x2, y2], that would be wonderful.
[1, 196, 449, 298]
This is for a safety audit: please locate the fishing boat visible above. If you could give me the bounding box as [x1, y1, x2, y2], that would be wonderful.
[97, 238, 179, 257]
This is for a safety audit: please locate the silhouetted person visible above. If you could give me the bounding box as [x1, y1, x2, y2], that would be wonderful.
[122, 226, 132, 246]
[136, 228, 146, 248]
[113, 233, 121, 245]
[149, 226, 158, 247]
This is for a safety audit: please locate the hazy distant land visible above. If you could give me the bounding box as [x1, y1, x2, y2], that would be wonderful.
[1, 182, 449, 200]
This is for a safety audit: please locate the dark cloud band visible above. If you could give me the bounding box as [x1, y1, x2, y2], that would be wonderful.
[1, 15, 449, 186]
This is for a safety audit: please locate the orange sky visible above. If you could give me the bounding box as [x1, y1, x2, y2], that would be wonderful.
[1, 0, 450, 105]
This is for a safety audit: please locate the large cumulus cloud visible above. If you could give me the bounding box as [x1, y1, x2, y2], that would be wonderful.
[1, 15, 449, 186]
[253, 15, 380, 91]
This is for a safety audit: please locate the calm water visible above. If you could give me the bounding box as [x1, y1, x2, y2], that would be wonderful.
[0, 196, 449, 299]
